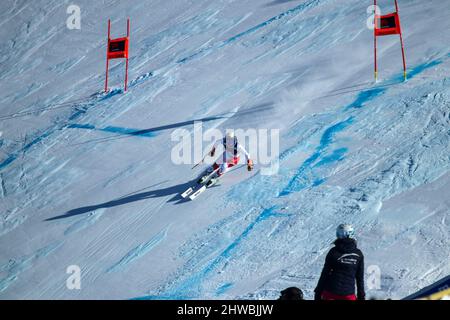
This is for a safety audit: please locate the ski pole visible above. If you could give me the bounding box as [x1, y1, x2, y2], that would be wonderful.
[192, 154, 208, 170]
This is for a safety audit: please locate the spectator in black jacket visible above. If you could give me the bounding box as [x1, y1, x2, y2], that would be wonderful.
[278, 287, 304, 300]
[314, 224, 365, 300]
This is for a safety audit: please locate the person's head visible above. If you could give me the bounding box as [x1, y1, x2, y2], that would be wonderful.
[336, 223, 355, 240]
[278, 287, 304, 300]
[224, 131, 236, 148]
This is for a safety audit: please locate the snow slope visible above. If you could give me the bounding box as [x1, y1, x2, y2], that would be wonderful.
[0, 0, 449, 299]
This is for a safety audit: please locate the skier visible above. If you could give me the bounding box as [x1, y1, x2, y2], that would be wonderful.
[314, 224, 366, 301]
[201, 132, 253, 186]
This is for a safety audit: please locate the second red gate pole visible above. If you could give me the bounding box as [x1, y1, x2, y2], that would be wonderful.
[395, 0, 407, 81]
[105, 19, 111, 92]
[124, 19, 130, 92]
[104, 18, 130, 93]
[374, 0, 378, 81]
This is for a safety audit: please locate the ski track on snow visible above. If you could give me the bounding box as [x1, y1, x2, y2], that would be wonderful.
[0, 241, 63, 293]
[135, 52, 450, 299]
[106, 226, 170, 274]
[1, 0, 450, 299]
[0, 0, 333, 245]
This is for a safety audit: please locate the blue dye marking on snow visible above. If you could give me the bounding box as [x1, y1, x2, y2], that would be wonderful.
[315, 147, 348, 167]
[312, 178, 326, 187]
[216, 283, 234, 296]
[68, 110, 86, 121]
[345, 56, 446, 111]
[320, 120, 353, 147]
[68, 124, 95, 130]
[405, 59, 443, 80]
[0, 156, 16, 171]
[196, 208, 277, 273]
[134, 52, 450, 300]
[0, 241, 63, 293]
[0, 129, 54, 171]
[99, 88, 123, 101]
[277, 54, 447, 196]
[129, 72, 154, 88]
[107, 227, 168, 273]
[279, 118, 353, 196]
[0, 90, 124, 172]
[346, 88, 385, 110]
[176, 0, 322, 64]
[135, 207, 285, 299]
[68, 90, 123, 120]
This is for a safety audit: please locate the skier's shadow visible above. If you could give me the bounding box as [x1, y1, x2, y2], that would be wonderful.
[45, 179, 198, 221]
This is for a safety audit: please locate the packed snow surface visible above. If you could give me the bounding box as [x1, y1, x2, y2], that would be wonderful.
[0, 0, 449, 299]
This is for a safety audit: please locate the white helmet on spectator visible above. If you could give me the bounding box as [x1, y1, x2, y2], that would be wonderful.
[336, 224, 355, 239]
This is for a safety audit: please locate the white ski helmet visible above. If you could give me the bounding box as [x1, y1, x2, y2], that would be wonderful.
[225, 131, 235, 140]
[336, 224, 355, 239]
[225, 131, 236, 146]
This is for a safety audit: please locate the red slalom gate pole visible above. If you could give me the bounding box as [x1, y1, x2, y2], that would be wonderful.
[124, 18, 130, 92]
[105, 57, 109, 92]
[125, 58, 129, 92]
[105, 19, 111, 92]
[374, 0, 378, 81]
[396, 0, 407, 81]
[399, 33, 407, 81]
[104, 18, 130, 92]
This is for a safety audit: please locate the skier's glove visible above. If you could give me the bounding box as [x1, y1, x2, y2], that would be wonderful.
[209, 148, 216, 157]
[247, 159, 254, 171]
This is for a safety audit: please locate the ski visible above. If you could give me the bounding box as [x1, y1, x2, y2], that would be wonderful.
[181, 187, 194, 198]
[181, 167, 220, 199]
[189, 185, 207, 201]
[189, 177, 220, 201]
[181, 165, 245, 201]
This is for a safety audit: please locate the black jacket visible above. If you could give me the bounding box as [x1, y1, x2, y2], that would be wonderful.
[314, 238, 365, 300]
[278, 287, 304, 300]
